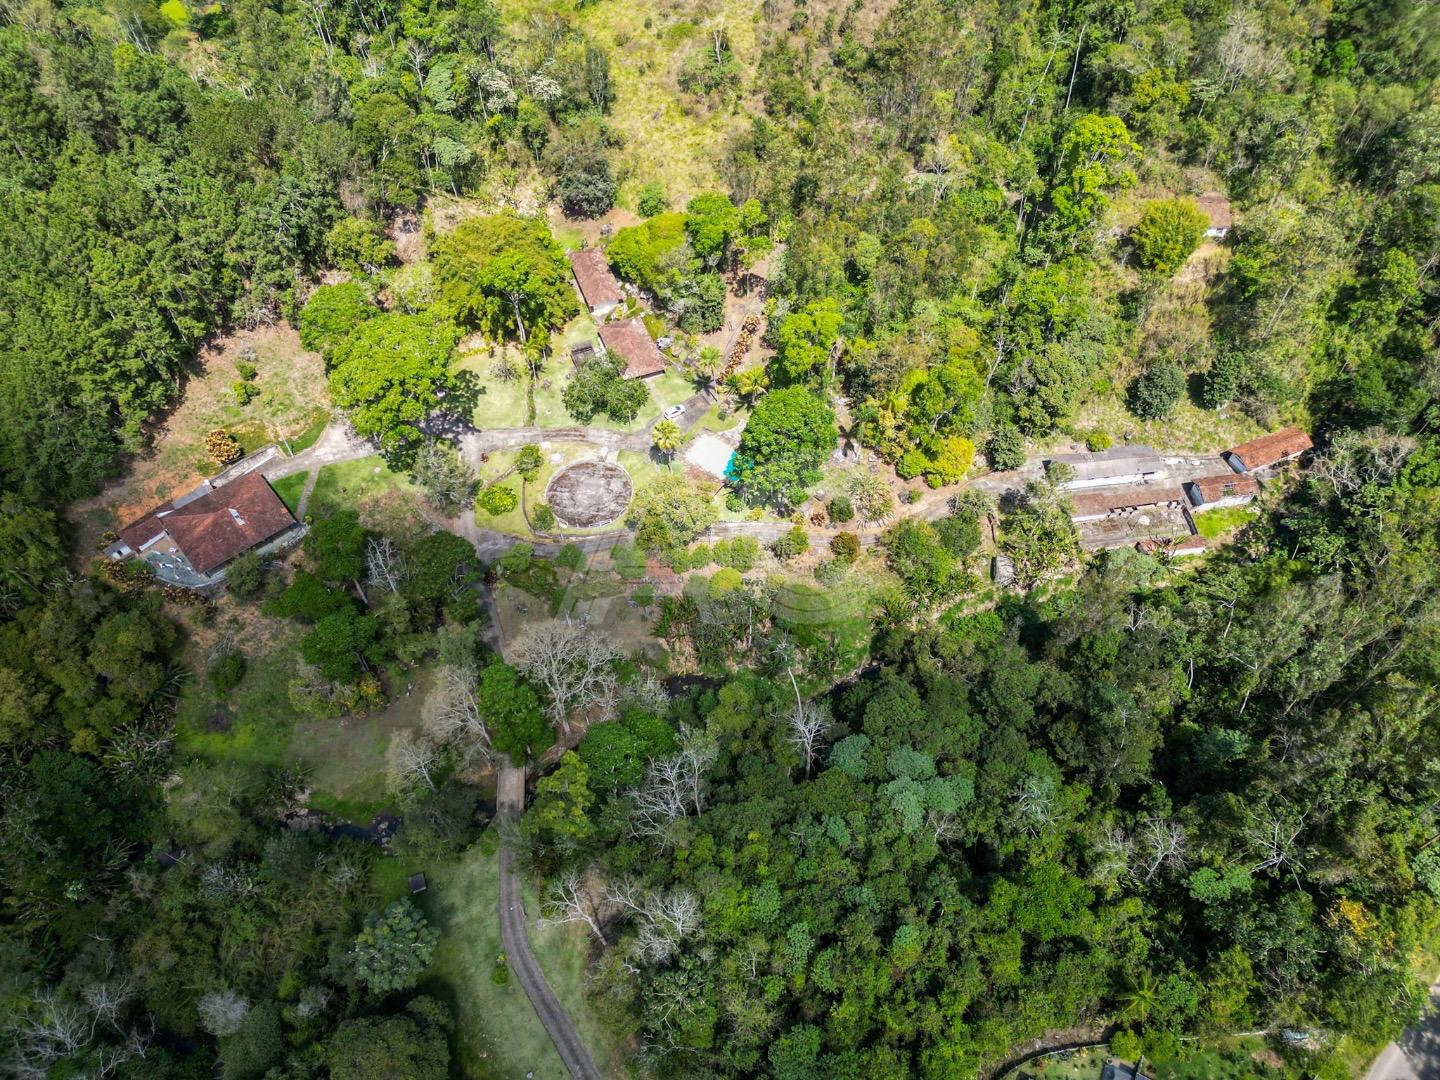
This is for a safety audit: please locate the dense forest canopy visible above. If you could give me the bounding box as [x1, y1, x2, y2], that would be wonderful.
[3, 0, 1440, 1075]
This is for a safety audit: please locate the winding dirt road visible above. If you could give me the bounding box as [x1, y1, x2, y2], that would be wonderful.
[496, 764, 604, 1080]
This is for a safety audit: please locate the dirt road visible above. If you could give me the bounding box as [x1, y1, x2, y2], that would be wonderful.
[496, 764, 603, 1080]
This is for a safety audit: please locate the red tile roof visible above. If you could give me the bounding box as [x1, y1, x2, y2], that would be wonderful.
[1225, 428, 1312, 471]
[598, 318, 666, 379]
[117, 470, 296, 575]
[568, 248, 623, 309]
[1069, 485, 1185, 519]
[1187, 474, 1259, 502]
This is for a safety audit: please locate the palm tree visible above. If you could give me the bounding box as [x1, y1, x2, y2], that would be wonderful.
[727, 367, 769, 407]
[652, 419, 683, 469]
[1117, 970, 1160, 1023]
[691, 346, 722, 397]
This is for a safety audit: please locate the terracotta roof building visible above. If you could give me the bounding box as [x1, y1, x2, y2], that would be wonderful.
[1184, 473, 1259, 507]
[568, 248, 623, 316]
[598, 318, 666, 380]
[110, 470, 297, 584]
[1197, 192, 1233, 238]
[1068, 484, 1186, 523]
[1223, 428, 1312, 473]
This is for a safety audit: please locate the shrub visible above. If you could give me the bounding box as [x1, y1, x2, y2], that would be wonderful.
[558, 157, 616, 218]
[830, 532, 861, 564]
[637, 180, 667, 217]
[710, 567, 743, 596]
[530, 503, 556, 531]
[210, 652, 247, 695]
[1129, 361, 1186, 419]
[986, 425, 1025, 471]
[1202, 351, 1244, 409]
[499, 543, 533, 575]
[235, 360, 258, 381]
[724, 490, 745, 513]
[232, 381, 258, 406]
[515, 444, 544, 481]
[225, 551, 265, 599]
[688, 543, 712, 567]
[477, 484, 519, 515]
[827, 495, 855, 523]
[555, 544, 587, 571]
[771, 525, 810, 560]
[719, 535, 759, 571]
[814, 558, 847, 586]
[901, 488, 922, 505]
[663, 547, 691, 572]
[1085, 430, 1113, 451]
[206, 429, 242, 465]
[632, 582, 655, 605]
[491, 953, 510, 986]
[1132, 197, 1208, 274]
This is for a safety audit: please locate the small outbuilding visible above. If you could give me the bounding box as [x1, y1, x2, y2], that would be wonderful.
[569, 342, 597, 371]
[568, 248, 624, 318]
[408, 872, 428, 894]
[1197, 191, 1233, 239]
[1047, 445, 1165, 490]
[598, 317, 666, 380]
[1184, 473, 1259, 508]
[1222, 428, 1312, 474]
[1068, 484, 1185, 523]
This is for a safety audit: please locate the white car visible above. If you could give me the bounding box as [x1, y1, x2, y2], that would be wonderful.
[662, 404, 685, 420]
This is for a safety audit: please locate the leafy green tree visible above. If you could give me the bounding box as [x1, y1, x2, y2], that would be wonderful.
[264, 571, 354, 622]
[882, 519, 957, 604]
[1201, 351, 1245, 409]
[729, 387, 836, 507]
[325, 217, 396, 275]
[1129, 361, 1186, 419]
[431, 214, 576, 342]
[685, 192, 741, 266]
[0, 493, 66, 605]
[299, 282, 378, 355]
[327, 315, 461, 464]
[301, 609, 383, 681]
[349, 900, 440, 995]
[562, 357, 649, 424]
[515, 444, 544, 481]
[1133, 198, 1208, 274]
[627, 473, 716, 552]
[477, 661, 553, 764]
[326, 998, 452, 1080]
[305, 510, 366, 583]
[1046, 115, 1140, 247]
[523, 750, 594, 845]
[1001, 481, 1080, 586]
[774, 297, 844, 385]
[477, 484, 519, 515]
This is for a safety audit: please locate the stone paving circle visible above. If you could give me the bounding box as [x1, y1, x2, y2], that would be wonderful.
[544, 459, 633, 528]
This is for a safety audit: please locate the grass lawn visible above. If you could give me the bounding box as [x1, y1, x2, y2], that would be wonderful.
[1072, 390, 1265, 455]
[419, 831, 622, 1079]
[308, 457, 422, 522]
[1193, 504, 1259, 539]
[292, 668, 432, 819]
[272, 471, 309, 515]
[176, 618, 420, 819]
[693, 400, 748, 434]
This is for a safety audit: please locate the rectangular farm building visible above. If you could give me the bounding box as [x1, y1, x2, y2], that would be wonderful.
[1068, 485, 1186, 523]
[1047, 445, 1164, 489]
[568, 248, 623, 318]
[1222, 428, 1312, 474]
[1184, 474, 1259, 508]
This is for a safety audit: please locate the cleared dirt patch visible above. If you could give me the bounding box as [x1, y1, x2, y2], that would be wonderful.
[544, 460, 633, 528]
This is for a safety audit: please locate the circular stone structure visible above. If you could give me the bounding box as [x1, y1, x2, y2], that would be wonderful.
[544, 460, 633, 529]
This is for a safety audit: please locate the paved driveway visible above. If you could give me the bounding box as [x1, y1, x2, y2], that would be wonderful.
[1365, 985, 1440, 1080]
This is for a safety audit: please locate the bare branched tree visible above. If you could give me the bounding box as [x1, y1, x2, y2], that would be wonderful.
[365, 536, 405, 595]
[538, 869, 607, 943]
[510, 620, 619, 734]
[1135, 815, 1190, 883]
[421, 665, 491, 765]
[385, 728, 441, 794]
[786, 701, 832, 778]
[197, 989, 250, 1037]
[1244, 801, 1308, 877]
